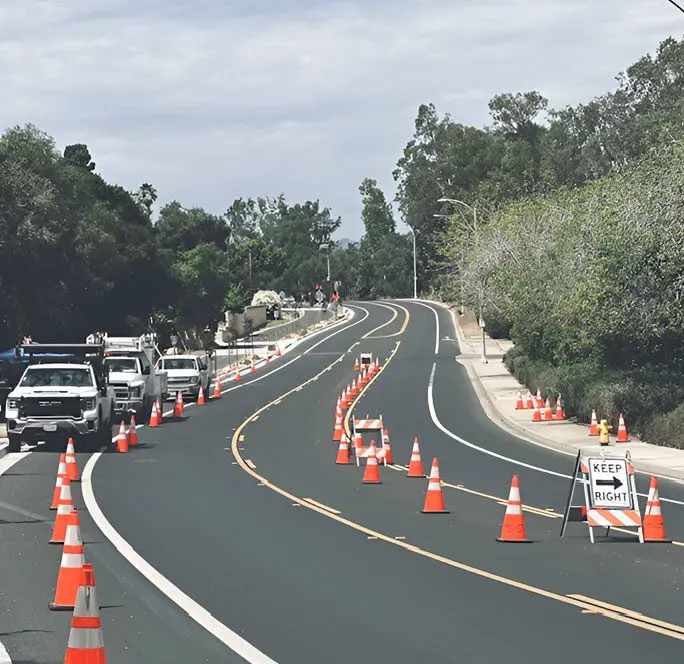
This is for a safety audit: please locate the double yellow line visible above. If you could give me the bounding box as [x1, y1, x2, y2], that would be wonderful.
[231, 307, 684, 643]
[362, 303, 410, 339]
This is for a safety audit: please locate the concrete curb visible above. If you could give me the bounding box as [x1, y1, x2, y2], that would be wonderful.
[423, 299, 684, 485]
[214, 308, 354, 383]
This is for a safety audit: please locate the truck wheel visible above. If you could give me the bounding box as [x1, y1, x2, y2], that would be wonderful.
[7, 434, 21, 453]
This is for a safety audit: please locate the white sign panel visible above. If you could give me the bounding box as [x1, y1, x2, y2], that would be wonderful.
[586, 457, 632, 509]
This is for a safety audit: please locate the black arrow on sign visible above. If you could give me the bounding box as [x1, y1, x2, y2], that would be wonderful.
[596, 477, 623, 489]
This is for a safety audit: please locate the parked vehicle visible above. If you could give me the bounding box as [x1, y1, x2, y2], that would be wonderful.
[94, 334, 169, 421]
[4, 344, 115, 452]
[156, 353, 211, 400]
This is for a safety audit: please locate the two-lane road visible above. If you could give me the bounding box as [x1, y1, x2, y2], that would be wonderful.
[3, 300, 684, 662]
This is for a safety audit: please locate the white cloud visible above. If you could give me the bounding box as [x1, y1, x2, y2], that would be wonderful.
[0, 0, 682, 239]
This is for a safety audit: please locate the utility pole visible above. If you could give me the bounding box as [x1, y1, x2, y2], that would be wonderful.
[248, 248, 253, 292]
[437, 198, 484, 360]
[411, 229, 417, 299]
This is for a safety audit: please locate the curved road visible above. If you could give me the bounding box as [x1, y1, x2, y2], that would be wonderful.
[2, 301, 684, 662]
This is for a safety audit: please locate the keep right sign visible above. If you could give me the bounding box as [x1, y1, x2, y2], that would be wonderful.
[587, 457, 633, 509]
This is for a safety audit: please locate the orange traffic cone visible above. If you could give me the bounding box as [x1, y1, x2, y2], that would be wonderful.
[407, 437, 425, 478]
[49, 510, 86, 610]
[350, 378, 358, 397]
[335, 433, 351, 465]
[50, 476, 75, 544]
[362, 443, 381, 484]
[128, 416, 138, 446]
[213, 380, 222, 399]
[51, 454, 69, 510]
[531, 403, 542, 422]
[65, 438, 80, 482]
[276, 346, 282, 357]
[250, 362, 256, 374]
[148, 399, 161, 427]
[197, 386, 206, 405]
[332, 411, 344, 442]
[63, 564, 106, 664]
[352, 432, 363, 463]
[543, 397, 554, 421]
[235, 368, 242, 382]
[643, 477, 670, 543]
[589, 409, 599, 436]
[515, 392, 525, 410]
[554, 396, 566, 420]
[421, 458, 448, 513]
[497, 475, 532, 543]
[115, 421, 129, 453]
[535, 388, 542, 408]
[616, 413, 630, 442]
[354, 358, 360, 371]
[525, 390, 534, 409]
[381, 429, 394, 464]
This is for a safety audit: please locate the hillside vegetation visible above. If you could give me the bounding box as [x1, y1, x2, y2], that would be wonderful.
[386, 35, 684, 447]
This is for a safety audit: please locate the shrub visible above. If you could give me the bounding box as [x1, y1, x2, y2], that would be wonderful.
[644, 403, 684, 450]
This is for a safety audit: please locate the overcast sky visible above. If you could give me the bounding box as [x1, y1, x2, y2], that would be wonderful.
[1, 1, 682, 239]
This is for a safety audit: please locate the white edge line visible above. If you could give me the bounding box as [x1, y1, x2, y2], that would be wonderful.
[76, 304, 376, 662]
[410, 300, 439, 355]
[426, 362, 684, 507]
[81, 454, 279, 664]
[0, 451, 32, 664]
[412, 298, 684, 507]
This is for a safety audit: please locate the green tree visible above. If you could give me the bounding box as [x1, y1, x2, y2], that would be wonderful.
[359, 178, 394, 245]
[63, 143, 96, 171]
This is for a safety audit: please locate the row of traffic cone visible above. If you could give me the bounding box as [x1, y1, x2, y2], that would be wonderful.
[233, 349, 282, 382]
[515, 390, 566, 422]
[588, 409, 630, 442]
[44, 364, 235, 659]
[48, 440, 108, 660]
[335, 378, 667, 542]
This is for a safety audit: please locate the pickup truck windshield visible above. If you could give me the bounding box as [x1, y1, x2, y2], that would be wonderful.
[20, 367, 94, 388]
[105, 358, 138, 373]
[160, 358, 196, 371]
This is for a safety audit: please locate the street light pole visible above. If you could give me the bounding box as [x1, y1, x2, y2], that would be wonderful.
[411, 229, 417, 299]
[437, 198, 486, 362]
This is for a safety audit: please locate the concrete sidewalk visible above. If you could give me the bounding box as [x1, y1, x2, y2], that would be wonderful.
[442, 305, 684, 484]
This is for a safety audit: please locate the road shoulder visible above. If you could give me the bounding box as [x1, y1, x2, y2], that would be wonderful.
[421, 299, 684, 484]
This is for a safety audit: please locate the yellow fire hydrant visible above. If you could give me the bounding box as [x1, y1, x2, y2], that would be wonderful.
[598, 419, 612, 446]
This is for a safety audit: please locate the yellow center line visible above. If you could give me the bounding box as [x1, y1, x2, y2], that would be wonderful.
[361, 303, 400, 339]
[245, 459, 256, 470]
[230, 317, 684, 642]
[303, 498, 341, 515]
[370, 303, 411, 339]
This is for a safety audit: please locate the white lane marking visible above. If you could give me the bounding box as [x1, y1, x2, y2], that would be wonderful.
[217, 306, 360, 387]
[411, 298, 684, 504]
[157, 306, 367, 412]
[81, 454, 280, 663]
[410, 300, 440, 355]
[302, 306, 370, 354]
[80, 304, 378, 659]
[0, 451, 31, 664]
[427, 363, 684, 507]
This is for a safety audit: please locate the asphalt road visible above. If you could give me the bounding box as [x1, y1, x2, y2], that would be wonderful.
[3, 301, 684, 662]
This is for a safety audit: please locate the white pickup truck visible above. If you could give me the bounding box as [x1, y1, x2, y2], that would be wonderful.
[4, 344, 115, 452]
[156, 352, 211, 401]
[94, 334, 169, 420]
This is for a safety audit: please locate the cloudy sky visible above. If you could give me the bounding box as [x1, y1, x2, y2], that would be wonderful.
[1, 1, 682, 239]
